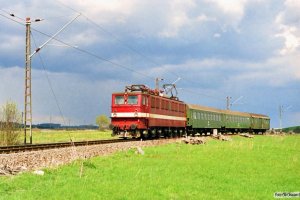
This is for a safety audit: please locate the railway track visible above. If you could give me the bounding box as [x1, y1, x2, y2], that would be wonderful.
[0, 139, 138, 154]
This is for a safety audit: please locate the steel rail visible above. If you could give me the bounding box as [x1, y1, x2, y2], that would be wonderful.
[0, 139, 138, 154]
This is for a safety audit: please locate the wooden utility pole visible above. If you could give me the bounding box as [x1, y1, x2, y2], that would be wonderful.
[279, 105, 292, 131]
[24, 17, 32, 144]
[279, 105, 282, 131]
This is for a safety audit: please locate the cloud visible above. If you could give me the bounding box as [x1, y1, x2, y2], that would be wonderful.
[275, 0, 300, 55]
[0, 65, 127, 125]
[0, 0, 299, 128]
[207, 0, 247, 19]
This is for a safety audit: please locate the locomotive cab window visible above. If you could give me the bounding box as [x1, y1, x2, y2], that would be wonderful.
[128, 96, 138, 105]
[115, 96, 124, 105]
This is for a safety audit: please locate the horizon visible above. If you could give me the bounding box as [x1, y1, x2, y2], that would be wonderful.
[0, 0, 299, 128]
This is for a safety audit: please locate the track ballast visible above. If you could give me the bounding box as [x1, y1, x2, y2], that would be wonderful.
[0, 138, 138, 154]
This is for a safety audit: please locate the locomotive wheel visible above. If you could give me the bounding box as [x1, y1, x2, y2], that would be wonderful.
[155, 129, 161, 139]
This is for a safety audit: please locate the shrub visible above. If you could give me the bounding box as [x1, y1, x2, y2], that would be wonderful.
[95, 115, 110, 131]
[0, 101, 22, 145]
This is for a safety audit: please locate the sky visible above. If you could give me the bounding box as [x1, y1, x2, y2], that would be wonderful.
[0, 0, 299, 128]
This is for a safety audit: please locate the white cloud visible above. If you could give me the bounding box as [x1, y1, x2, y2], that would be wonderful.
[158, 0, 196, 38]
[275, 0, 300, 55]
[275, 18, 300, 55]
[58, 0, 137, 24]
[213, 33, 221, 38]
[205, 0, 248, 29]
[285, 0, 300, 8]
[208, 0, 247, 16]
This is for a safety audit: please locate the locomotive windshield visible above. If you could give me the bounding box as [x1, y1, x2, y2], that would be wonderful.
[115, 96, 124, 104]
[128, 95, 138, 104]
[114, 95, 138, 105]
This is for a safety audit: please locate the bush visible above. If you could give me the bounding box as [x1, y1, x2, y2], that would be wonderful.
[0, 101, 22, 145]
[95, 115, 110, 131]
[294, 127, 300, 133]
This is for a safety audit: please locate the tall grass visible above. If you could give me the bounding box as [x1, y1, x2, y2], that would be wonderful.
[0, 135, 299, 200]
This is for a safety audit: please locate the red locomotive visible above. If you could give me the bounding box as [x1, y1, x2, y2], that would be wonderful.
[111, 85, 186, 138]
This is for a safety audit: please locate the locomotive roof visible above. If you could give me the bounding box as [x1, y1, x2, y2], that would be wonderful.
[112, 91, 184, 103]
[187, 104, 269, 119]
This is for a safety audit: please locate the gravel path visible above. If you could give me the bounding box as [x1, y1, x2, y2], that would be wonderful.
[0, 139, 179, 175]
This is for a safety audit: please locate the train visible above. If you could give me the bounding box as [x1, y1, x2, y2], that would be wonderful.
[111, 84, 270, 138]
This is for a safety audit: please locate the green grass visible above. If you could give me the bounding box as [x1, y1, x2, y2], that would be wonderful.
[1, 135, 299, 199]
[21, 129, 114, 144]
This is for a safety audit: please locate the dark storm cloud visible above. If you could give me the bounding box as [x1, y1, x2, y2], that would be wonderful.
[0, 0, 299, 127]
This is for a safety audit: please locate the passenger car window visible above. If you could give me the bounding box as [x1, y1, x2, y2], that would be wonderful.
[193, 112, 197, 119]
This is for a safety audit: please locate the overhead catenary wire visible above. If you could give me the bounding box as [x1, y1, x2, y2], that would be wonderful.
[0, 6, 210, 88]
[1, 7, 228, 103]
[31, 33, 78, 146]
[0, 10, 225, 103]
[1, 9, 225, 103]
[0, 12, 155, 81]
[31, 32, 67, 126]
[54, 0, 201, 85]
[0, 8, 24, 23]
[55, 1, 168, 67]
[30, 13, 81, 58]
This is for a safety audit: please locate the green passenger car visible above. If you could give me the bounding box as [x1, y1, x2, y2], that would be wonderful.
[186, 104, 270, 135]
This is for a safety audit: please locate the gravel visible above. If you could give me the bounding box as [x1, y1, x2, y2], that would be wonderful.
[0, 139, 178, 175]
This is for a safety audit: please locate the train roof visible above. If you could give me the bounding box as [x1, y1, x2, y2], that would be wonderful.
[112, 91, 184, 103]
[187, 104, 269, 119]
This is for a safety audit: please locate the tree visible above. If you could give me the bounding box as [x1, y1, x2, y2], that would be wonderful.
[95, 114, 110, 130]
[0, 101, 22, 145]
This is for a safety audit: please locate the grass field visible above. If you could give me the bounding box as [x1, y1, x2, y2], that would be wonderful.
[1, 135, 299, 200]
[19, 129, 113, 144]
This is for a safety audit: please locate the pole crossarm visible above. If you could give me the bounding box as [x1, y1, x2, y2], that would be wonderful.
[30, 13, 81, 58]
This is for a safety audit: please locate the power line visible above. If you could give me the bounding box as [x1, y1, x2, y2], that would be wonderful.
[0, 12, 25, 26]
[31, 32, 67, 126]
[1, 7, 227, 103]
[54, 0, 202, 85]
[31, 32, 77, 144]
[1, 5, 213, 89]
[1, 10, 225, 103]
[30, 14, 81, 58]
[0, 8, 24, 23]
[0, 12, 155, 81]
[55, 1, 166, 66]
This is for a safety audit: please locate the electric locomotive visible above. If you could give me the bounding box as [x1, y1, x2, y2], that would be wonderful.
[111, 84, 186, 138]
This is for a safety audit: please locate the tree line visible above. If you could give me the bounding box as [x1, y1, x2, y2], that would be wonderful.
[0, 101, 111, 146]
